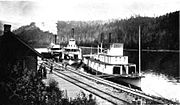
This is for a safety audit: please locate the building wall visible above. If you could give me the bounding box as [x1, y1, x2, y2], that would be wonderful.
[24, 56, 37, 71]
[0, 32, 39, 74]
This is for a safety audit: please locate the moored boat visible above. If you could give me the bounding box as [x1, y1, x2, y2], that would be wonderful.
[83, 43, 144, 90]
[60, 29, 82, 65]
[49, 43, 62, 55]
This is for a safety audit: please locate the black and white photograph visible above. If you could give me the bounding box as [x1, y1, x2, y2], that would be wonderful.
[0, 0, 179, 104]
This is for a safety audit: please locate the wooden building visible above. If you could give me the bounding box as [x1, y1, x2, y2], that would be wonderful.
[0, 24, 42, 78]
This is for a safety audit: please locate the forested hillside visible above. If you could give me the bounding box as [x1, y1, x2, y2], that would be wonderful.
[0, 21, 3, 36]
[57, 11, 179, 50]
[3, 11, 178, 49]
[13, 22, 55, 48]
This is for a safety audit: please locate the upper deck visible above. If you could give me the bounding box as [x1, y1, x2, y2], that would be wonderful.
[94, 43, 128, 64]
[62, 38, 82, 57]
[64, 38, 79, 49]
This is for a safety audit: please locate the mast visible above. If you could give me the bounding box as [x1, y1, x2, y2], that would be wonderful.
[90, 34, 92, 56]
[54, 35, 57, 44]
[178, 11, 180, 82]
[139, 26, 141, 75]
[100, 43, 103, 53]
[97, 45, 99, 54]
[100, 33, 104, 53]
[109, 33, 111, 48]
[90, 46, 92, 56]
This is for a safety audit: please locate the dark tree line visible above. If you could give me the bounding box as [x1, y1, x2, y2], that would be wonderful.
[56, 11, 179, 50]
[13, 22, 55, 48]
[6, 11, 178, 50]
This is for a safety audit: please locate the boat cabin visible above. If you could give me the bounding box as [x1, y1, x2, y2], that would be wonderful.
[50, 44, 61, 54]
[107, 43, 124, 56]
[66, 38, 78, 49]
[95, 43, 128, 65]
[88, 43, 138, 76]
[62, 38, 82, 60]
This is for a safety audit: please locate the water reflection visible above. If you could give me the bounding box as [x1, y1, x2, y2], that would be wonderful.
[141, 71, 180, 102]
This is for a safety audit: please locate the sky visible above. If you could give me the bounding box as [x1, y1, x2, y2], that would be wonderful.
[0, 0, 180, 34]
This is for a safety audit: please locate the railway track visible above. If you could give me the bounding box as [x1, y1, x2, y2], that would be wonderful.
[43, 60, 176, 104]
[44, 62, 131, 104]
[64, 66, 165, 104]
[53, 70, 131, 105]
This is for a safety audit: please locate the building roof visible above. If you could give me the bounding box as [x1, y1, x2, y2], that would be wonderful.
[1, 31, 42, 57]
[14, 33, 42, 57]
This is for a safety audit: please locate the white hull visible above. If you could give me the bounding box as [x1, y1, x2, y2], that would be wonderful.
[83, 57, 142, 89]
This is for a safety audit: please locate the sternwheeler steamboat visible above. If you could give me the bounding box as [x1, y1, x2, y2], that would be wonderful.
[60, 28, 82, 65]
[83, 28, 143, 90]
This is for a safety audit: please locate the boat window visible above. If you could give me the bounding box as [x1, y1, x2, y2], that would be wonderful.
[113, 67, 120, 74]
[74, 54, 78, 59]
[65, 48, 79, 52]
[64, 54, 69, 59]
[129, 66, 136, 74]
[73, 49, 79, 52]
[70, 56, 74, 60]
[51, 48, 60, 50]
[114, 43, 123, 48]
[65, 49, 70, 51]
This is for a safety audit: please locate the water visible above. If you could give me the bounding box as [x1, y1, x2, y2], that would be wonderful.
[141, 71, 180, 102]
[125, 51, 180, 102]
[35, 48, 180, 102]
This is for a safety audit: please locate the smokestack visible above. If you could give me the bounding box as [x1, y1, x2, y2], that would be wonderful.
[72, 28, 74, 38]
[54, 35, 57, 44]
[109, 33, 111, 43]
[4, 24, 11, 34]
[100, 33, 104, 43]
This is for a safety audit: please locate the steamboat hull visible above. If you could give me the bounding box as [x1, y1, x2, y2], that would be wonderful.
[82, 42, 143, 90]
[106, 76, 142, 90]
[82, 61, 142, 90]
